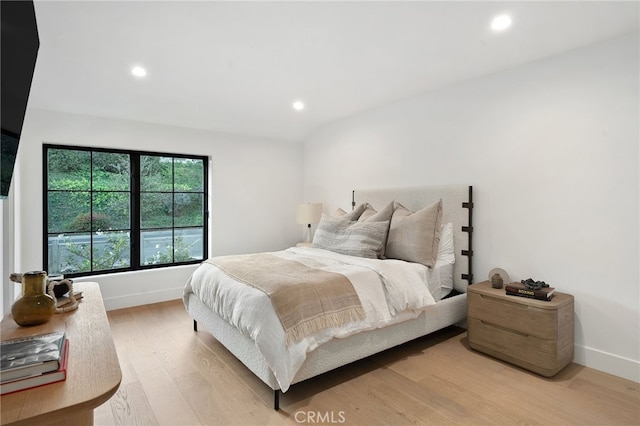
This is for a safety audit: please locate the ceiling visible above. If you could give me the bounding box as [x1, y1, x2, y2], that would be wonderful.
[29, 1, 639, 142]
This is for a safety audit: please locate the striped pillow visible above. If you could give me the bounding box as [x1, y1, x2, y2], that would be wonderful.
[312, 214, 389, 259]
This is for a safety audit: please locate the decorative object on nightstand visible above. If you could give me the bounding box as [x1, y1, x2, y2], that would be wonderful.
[488, 268, 509, 288]
[296, 202, 323, 244]
[491, 273, 503, 289]
[467, 280, 574, 377]
[9, 271, 55, 327]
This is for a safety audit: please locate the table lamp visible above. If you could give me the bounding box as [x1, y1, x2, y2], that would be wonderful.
[296, 203, 323, 244]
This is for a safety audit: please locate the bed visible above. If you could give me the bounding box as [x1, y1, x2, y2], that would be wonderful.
[183, 185, 473, 410]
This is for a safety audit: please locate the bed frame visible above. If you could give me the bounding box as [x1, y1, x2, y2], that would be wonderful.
[185, 185, 473, 410]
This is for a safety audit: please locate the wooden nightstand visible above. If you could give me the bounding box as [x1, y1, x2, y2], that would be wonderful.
[467, 280, 574, 377]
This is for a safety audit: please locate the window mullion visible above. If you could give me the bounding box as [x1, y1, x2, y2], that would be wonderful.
[172, 158, 176, 264]
[90, 151, 94, 272]
[42, 145, 49, 273]
[131, 154, 141, 268]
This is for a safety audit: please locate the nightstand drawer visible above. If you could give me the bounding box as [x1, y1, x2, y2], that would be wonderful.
[468, 318, 559, 370]
[468, 291, 557, 339]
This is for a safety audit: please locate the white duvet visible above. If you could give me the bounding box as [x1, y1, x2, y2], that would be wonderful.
[182, 247, 439, 392]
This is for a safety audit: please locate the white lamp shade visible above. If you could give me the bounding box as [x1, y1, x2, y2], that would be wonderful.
[296, 203, 323, 225]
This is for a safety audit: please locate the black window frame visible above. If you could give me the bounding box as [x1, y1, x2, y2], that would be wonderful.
[43, 144, 208, 278]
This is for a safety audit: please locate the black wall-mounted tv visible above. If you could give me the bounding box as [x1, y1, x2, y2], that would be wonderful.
[1, 0, 40, 199]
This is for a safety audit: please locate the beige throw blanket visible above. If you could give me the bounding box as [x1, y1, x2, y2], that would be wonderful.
[206, 254, 365, 344]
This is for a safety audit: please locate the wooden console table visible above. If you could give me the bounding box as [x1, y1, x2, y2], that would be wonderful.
[1, 282, 121, 426]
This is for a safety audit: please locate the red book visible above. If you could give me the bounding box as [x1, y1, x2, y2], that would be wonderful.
[1, 339, 69, 395]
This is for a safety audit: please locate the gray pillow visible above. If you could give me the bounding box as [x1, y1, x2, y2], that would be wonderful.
[358, 202, 394, 257]
[312, 214, 389, 259]
[358, 201, 394, 223]
[385, 199, 443, 268]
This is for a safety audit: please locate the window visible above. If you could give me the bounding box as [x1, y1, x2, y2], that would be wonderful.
[44, 145, 208, 277]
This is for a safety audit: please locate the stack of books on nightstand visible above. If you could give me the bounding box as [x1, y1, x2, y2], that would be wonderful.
[1, 331, 69, 395]
[505, 282, 555, 301]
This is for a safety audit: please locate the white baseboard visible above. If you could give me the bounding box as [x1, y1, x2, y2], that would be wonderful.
[102, 286, 184, 311]
[574, 344, 640, 383]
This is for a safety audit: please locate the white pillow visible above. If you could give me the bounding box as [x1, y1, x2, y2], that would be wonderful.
[437, 222, 455, 264]
[432, 223, 455, 299]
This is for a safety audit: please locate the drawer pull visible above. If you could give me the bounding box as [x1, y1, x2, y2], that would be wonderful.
[480, 320, 529, 337]
[479, 294, 530, 308]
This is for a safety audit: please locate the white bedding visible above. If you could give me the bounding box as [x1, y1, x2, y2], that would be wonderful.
[183, 247, 447, 392]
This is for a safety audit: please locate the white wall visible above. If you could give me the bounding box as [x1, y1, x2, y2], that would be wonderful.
[303, 34, 639, 382]
[13, 108, 303, 310]
[2, 179, 20, 317]
[1, 201, 4, 314]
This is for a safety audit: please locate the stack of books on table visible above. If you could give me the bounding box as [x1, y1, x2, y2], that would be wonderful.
[56, 290, 83, 309]
[505, 282, 555, 301]
[1, 331, 69, 395]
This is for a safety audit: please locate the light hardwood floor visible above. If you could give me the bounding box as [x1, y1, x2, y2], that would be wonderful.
[94, 299, 639, 426]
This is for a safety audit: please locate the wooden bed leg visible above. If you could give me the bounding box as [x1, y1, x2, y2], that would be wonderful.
[193, 320, 197, 332]
[274, 389, 280, 411]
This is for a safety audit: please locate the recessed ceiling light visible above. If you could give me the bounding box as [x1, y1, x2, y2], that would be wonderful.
[131, 66, 147, 77]
[491, 14, 512, 31]
[292, 100, 305, 111]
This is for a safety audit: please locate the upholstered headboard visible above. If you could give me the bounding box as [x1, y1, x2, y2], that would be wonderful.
[353, 185, 473, 293]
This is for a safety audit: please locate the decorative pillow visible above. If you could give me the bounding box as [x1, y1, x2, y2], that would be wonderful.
[334, 203, 366, 221]
[358, 202, 394, 257]
[312, 214, 389, 259]
[385, 199, 443, 268]
[358, 201, 394, 223]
